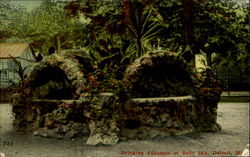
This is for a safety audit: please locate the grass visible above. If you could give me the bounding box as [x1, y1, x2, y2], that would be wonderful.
[220, 96, 250, 102]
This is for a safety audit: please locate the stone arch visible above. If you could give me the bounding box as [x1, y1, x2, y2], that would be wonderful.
[25, 50, 92, 99]
[123, 51, 196, 98]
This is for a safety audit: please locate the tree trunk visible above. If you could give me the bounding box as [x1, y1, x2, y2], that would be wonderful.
[56, 36, 61, 51]
[120, 0, 133, 33]
[207, 52, 212, 67]
[181, 0, 193, 44]
[192, 52, 196, 67]
[181, 0, 201, 68]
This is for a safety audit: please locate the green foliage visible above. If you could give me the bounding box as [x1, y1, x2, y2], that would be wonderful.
[142, 0, 249, 67]
[194, 1, 248, 56]
[22, 1, 86, 52]
[146, 0, 184, 51]
[1, 0, 249, 70]
[196, 1, 248, 67]
[192, 68, 224, 105]
[0, 1, 27, 39]
[124, 11, 162, 62]
[82, 66, 122, 95]
[1, 1, 86, 53]
[73, 0, 125, 67]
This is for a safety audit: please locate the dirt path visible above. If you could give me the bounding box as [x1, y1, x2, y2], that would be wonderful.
[0, 102, 249, 157]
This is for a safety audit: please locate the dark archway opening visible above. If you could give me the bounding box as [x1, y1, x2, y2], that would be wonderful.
[131, 63, 195, 98]
[30, 67, 75, 99]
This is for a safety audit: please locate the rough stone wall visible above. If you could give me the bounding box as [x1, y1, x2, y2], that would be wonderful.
[81, 93, 120, 145]
[123, 51, 195, 98]
[25, 49, 92, 99]
[11, 49, 93, 136]
[11, 93, 89, 138]
[119, 96, 221, 140]
[10, 50, 222, 146]
[12, 92, 121, 145]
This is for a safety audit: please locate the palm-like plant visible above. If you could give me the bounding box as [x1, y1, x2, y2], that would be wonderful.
[123, 4, 162, 63]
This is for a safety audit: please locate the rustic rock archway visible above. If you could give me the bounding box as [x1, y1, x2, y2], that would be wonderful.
[11, 50, 222, 145]
[118, 51, 221, 141]
[11, 50, 93, 135]
[123, 51, 196, 98]
[25, 49, 92, 99]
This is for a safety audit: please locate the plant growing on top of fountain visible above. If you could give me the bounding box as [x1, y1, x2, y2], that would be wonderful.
[82, 65, 124, 95]
[192, 68, 224, 105]
[8, 78, 30, 97]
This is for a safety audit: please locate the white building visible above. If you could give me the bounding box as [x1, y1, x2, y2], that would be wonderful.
[0, 42, 36, 87]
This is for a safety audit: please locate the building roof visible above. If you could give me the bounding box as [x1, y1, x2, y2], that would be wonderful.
[0, 42, 31, 58]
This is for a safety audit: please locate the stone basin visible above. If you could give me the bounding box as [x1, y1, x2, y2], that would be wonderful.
[131, 95, 194, 103]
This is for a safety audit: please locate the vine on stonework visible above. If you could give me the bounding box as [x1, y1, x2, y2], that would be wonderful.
[81, 65, 124, 96]
[8, 80, 30, 97]
[192, 68, 224, 105]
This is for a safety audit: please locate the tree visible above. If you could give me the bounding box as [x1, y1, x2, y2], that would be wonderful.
[1, 1, 86, 54]
[142, 0, 195, 63]
[20, 1, 85, 53]
[2, 0, 248, 69]
[143, 0, 249, 68]
[193, 0, 249, 67]
[65, 1, 126, 66]
[0, 1, 27, 40]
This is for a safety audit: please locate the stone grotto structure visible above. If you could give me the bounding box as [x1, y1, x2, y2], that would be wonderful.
[11, 50, 222, 145]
